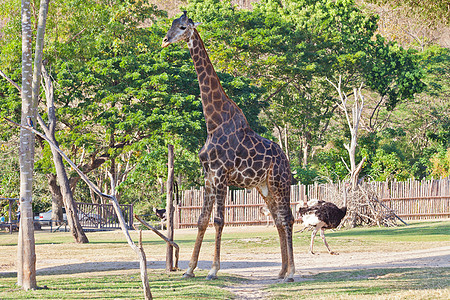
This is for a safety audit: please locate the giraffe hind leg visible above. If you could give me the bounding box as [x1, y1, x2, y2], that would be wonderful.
[275, 222, 288, 279]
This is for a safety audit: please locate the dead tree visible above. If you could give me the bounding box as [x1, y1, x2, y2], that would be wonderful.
[327, 76, 366, 190]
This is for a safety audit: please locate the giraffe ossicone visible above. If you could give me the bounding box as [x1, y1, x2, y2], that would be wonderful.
[162, 11, 296, 282]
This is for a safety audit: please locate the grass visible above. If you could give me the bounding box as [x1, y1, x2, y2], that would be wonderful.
[267, 268, 450, 299]
[0, 270, 241, 299]
[0, 220, 449, 299]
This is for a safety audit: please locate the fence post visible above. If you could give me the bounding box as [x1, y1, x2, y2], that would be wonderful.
[129, 204, 133, 229]
[165, 144, 175, 271]
[97, 203, 101, 229]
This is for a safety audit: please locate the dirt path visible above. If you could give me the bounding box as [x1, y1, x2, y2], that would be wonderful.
[18, 245, 445, 299]
[206, 246, 450, 299]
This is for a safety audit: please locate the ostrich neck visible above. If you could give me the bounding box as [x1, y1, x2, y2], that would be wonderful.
[187, 29, 249, 133]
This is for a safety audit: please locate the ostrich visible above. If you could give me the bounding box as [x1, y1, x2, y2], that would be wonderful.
[153, 207, 166, 230]
[298, 198, 347, 255]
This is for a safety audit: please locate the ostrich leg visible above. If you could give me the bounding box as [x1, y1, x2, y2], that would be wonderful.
[320, 228, 338, 255]
[309, 227, 319, 255]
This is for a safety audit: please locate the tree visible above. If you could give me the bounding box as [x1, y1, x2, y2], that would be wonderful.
[15, 0, 50, 291]
[38, 65, 88, 243]
[186, 0, 424, 176]
[327, 77, 366, 188]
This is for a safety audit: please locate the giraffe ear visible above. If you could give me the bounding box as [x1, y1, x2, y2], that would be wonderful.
[193, 22, 202, 28]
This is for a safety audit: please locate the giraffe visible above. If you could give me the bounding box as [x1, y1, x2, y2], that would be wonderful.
[162, 11, 295, 282]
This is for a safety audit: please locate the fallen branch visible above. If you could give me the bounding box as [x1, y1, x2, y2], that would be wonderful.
[134, 214, 179, 271]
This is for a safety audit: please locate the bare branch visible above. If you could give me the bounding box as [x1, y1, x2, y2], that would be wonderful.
[369, 95, 384, 130]
[340, 156, 351, 173]
[67, 28, 86, 43]
[0, 69, 21, 93]
[135, 215, 180, 271]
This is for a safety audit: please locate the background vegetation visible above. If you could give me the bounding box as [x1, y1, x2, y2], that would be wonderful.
[0, 0, 449, 216]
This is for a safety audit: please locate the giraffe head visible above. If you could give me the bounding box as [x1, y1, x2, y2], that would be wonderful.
[162, 11, 201, 48]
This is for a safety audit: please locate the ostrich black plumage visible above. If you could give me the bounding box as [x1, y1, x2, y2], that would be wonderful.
[153, 207, 166, 229]
[298, 199, 347, 255]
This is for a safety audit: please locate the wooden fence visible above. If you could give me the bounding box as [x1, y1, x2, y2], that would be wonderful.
[174, 178, 450, 228]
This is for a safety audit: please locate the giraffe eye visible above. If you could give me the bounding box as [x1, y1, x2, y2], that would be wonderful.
[180, 26, 186, 30]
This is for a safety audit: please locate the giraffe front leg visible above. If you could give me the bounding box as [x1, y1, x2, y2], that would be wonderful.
[183, 187, 214, 279]
[206, 185, 226, 280]
[283, 220, 295, 282]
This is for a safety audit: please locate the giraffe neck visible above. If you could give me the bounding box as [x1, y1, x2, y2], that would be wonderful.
[187, 29, 249, 133]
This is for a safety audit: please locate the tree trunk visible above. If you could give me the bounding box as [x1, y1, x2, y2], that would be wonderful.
[276, 125, 283, 152]
[51, 148, 89, 243]
[283, 124, 290, 161]
[17, 0, 50, 290]
[165, 144, 175, 271]
[47, 174, 63, 225]
[302, 138, 309, 167]
[40, 65, 89, 243]
[327, 76, 366, 190]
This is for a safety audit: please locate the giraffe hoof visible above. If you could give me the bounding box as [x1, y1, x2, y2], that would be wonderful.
[206, 274, 218, 280]
[330, 252, 339, 255]
[283, 277, 294, 283]
[182, 272, 195, 279]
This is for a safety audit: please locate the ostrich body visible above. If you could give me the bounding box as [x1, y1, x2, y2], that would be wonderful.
[153, 207, 166, 229]
[298, 199, 347, 255]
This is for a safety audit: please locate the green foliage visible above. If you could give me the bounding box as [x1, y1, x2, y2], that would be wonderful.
[185, 0, 424, 177]
[370, 148, 410, 181]
[313, 141, 350, 182]
[293, 165, 324, 185]
[430, 148, 450, 178]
